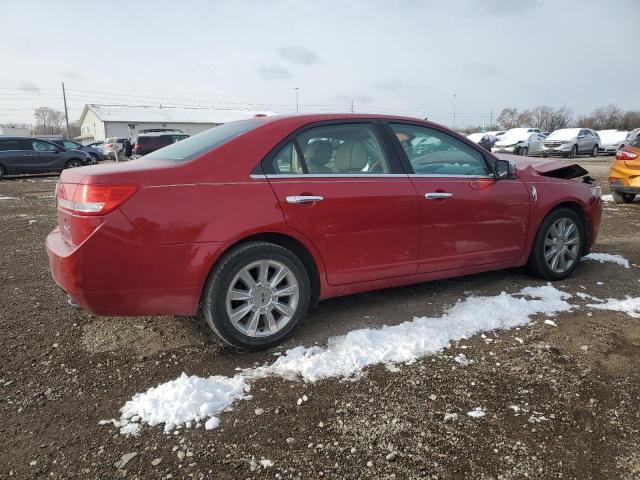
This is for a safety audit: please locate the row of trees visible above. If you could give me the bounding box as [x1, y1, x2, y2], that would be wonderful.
[494, 104, 639, 133]
[32, 107, 80, 137]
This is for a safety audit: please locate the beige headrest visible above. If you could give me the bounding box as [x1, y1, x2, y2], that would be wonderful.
[335, 141, 367, 173]
[304, 140, 332, 166]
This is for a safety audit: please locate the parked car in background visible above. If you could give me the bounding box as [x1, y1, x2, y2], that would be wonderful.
[491, 128, 544, 156]
[0, 137, 88, 179]
[541, 128, 599, 158]
[609, 135, 640, 203]
[467, 132, 498, 151]
[486, 130, 506, 138]
[131, 130, 189, 157]
[47, 114, 602, 350]
[597, 130, 636, 155]
[104, 137, 128, 160]
[49, 139, 105, 163]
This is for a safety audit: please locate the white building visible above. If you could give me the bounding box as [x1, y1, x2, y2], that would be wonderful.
[0, 125, 31, 137]
[76, 104, 275, 144]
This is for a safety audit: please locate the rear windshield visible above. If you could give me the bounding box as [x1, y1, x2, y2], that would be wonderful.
[145, 119, 264, 162]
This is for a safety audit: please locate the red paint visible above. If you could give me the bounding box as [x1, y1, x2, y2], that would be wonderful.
[46, 114, 603, 316]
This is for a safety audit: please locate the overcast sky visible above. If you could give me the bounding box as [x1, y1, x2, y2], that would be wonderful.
[1, 0, 639, 127]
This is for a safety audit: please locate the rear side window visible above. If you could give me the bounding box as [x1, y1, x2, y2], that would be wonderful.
[145, 119, 264, 162]
[266, 123, 393, 175]
[0, 139, 30, 151]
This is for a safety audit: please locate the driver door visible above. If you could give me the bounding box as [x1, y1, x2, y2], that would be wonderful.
[386, 123, 530, 273]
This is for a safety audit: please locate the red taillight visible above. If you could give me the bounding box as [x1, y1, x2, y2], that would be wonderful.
[57, 183, 138, 216]
[615, 150, 638, 160]
[133, 143, 141, 149]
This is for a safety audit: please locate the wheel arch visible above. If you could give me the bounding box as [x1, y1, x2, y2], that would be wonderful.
[538, 200, 590, 256]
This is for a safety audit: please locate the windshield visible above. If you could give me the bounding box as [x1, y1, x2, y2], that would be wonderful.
[547, 128, 581, 141]
[145, 119, 265, 162]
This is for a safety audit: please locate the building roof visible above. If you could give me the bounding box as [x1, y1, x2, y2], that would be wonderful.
[78, 104, 276, 125]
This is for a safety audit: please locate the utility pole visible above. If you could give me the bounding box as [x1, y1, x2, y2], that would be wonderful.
[62, 82, 70, 139]
[294, 87, 299, 113]
[490, 108, 493, 127]
[351, 99, 354, 113]
[452, 94, 457, 129]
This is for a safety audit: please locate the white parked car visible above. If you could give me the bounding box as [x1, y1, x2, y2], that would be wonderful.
[491, 128, 544, 156]
[541, 128, 600, 158]
[597, 130, 637, 155]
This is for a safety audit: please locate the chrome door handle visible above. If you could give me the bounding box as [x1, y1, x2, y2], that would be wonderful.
[425, 192, 453, 200]
[286, 195, 324, 204]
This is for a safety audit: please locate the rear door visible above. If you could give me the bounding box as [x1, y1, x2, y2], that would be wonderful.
[263, 121, 420, 285]
[386, 123, 530, 273]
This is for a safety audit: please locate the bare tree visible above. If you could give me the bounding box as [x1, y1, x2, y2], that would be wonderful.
[530, 105, 574, 132]
[33, 107, 65, 135]
[497, 108, 520, 129]
[592, 104, 623, 130]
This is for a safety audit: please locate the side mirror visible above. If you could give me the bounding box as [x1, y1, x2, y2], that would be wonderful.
[493, 159, 515, 179]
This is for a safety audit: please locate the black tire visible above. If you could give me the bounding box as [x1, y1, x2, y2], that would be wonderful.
[0, 164, 5, 180]
[520, 146, 528, 156]
[65, 159, 84, 169]
[568, 145, 578, 158]
[89, 153, 99, 164]
[202, 241, 311, 351]
[613, 191, 636, 204]
[590, 145, 598, 157]
[527, 207, 585, 281]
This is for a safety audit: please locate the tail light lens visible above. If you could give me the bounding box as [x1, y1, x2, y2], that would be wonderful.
[57, 183, 138, 216]
[133, 143, 141, 150]
[615, 150, 638, 161]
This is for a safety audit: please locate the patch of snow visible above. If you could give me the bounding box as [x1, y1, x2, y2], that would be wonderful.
[109, 285, 572, 434]
[454, 353, 473, 366]
[0, 196, 18, 200]
[576, 291, 603, 302]
[601, 194, 613, 202]
[584, 252, 630, 269]
[467, 407, 487, 418]
[260, 459, 274, 468]
[544, 319, 557, 327]
[587, 297, 640, 318]
[443, 412, 458, 422]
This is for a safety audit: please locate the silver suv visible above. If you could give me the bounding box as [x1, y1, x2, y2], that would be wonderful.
[541, 128, 600, 158]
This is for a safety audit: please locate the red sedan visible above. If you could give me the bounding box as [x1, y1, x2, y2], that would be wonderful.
[46, 115, 602, 350]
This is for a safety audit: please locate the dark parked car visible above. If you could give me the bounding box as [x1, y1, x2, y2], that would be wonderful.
[131, 130, 189, 157]
[49, 139, 105, 163]
[47, 114, 602, 351]
[0, 137, 88, 179]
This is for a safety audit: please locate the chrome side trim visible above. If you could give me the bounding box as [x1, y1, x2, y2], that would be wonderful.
[409, 174, 495, 179]
[264, 173, 407, 179]
[250, 173, 267, 179]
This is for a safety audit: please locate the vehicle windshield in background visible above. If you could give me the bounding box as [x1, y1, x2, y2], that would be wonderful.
[145, 119, 265, 162]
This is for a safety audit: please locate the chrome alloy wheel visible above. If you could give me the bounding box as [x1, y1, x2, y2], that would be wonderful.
[544, 218, 580, 274]
[225, 259, 299, 337]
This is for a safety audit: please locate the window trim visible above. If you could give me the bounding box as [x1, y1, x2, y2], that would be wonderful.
[381, 121, 495, 178]
[257, 120, 406, 177]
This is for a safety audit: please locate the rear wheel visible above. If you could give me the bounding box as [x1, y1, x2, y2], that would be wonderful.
[613, 191, 636, 204]
[202, 241, 311, 351]
[65, 159, 84, 168]
[527, 207, 584, 280]
[590, 145, 598, 157]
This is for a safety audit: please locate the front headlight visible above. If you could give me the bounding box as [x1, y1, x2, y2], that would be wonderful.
[589, 185, 602, 198]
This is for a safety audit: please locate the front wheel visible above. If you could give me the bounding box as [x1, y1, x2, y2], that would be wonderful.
[65, 159, 84, 169]
[202, 241, 311, 351]
[590, 145, 598, 157]
[527, 208, 584, 280]
[568, 145, 578, 158]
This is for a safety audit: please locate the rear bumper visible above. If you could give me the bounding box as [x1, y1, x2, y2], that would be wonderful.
[46, 210, 226, 316]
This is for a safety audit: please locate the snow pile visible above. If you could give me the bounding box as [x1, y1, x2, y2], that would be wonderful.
[110, 285, 572, 434]
[584, 252, 630, 269]
[467, 407, 487, 418]
[587, 297, 640, 318]
[117, 373, 248, 435]
[601, 194, 613, 202]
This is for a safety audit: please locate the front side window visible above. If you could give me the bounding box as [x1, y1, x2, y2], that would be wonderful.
[32, 140, 57, 152]
[389, 123, 490, 176]
[267, 123, 392, 175]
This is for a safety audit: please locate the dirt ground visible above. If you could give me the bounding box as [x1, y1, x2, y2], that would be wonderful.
[1, 159, 639, 479]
